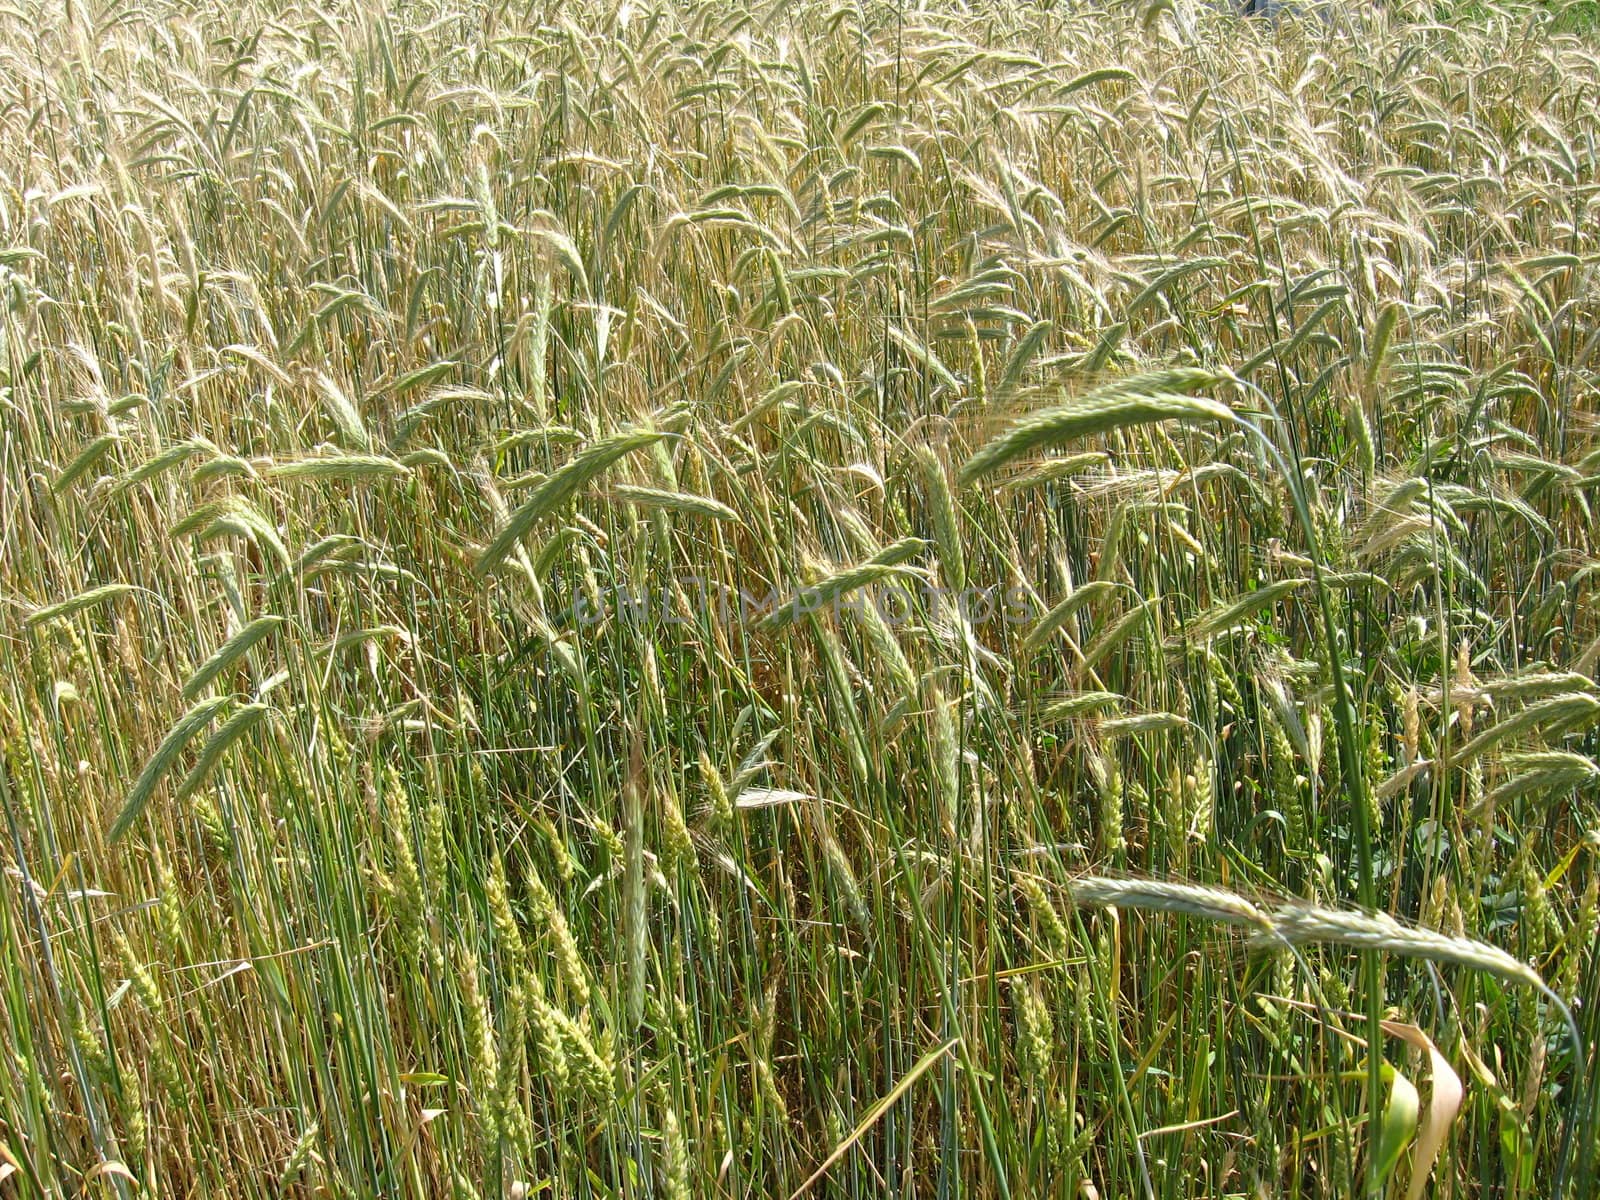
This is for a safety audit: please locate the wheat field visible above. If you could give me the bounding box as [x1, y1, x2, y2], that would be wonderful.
[2, 0, 1599, 1194]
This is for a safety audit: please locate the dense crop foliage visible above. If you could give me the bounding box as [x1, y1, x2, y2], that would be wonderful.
[2, 0, 1599, 1194]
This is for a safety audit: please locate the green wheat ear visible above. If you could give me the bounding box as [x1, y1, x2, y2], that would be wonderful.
[109, 696, 233, 843]
[757, 536, 930, 632]
[25, 583, 138, 628]
[959, 368, 1232, 485]
[476, 428, 665, 575]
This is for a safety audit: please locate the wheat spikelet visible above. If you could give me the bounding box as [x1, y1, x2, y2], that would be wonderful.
[182, 615, 283, 700]
[109, 696, 233, 843]
[383, 775, 427, 960]
[485, 860, 525, 961]
[526, 867, 591, 1010]
[1258, 902, 1544, 991]
[543, 1002, 612, 1099]
[757, 536, 929, 632]
[1001, 451, 1110, 492]
[960, 369, 1230, 485]
[1067, 875, 1272, 930]
[611, 483, 739, 522]
[522, 982, 571, 1091]
[625, 735, 647, 1032]
[660, 1103, 691, 1200]
[277, 1122, 320, 1191]
[1451, 693, 1600, 765]
[174, 702, 271, 800]
[1022, 579, 1116, 655]
[267, 454, 410, 483]
[458, 951, 502, 1143]
[913, 444, 966, 590]
[476, 428, 665, 575]
[26, 582, 137, 628]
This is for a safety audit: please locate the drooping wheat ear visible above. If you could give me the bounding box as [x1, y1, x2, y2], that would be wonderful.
[1489, 751, 1600, 803]
[175, 702, 272, 800]
[1254, 902, 1545, 991]
[182, 615, 283, 699]
[110, 435, 212, 489]
[1176, 577, 1311, 646]
[848, 590, 919, 699]
[1362, 301, 1401, 396]
[757, 536, 929, 632]
[996, 318, 1053, 399]
[109, 695, 233, 843]
[959, 369, 1230, 485]
[476, 427, 665, 575]
[1450, 693, 1600, 766]
[925, 676, 961, 841]
[1099, 712, 1190, 738]
[54, 432, 119, 493]
[1001, 451, 1110, 492]
[812, 814, 870, 936]
[310, 371, 372, 451]
[913, 444, 965, 590]
[267, 453, 411, 483]
[1022, 579, 1118, 655]
[1038, 691, 1126, 724]
[611, 484, 740, 522]
[1066, 875, 1273, 931]
[25, 582, 137, 628]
